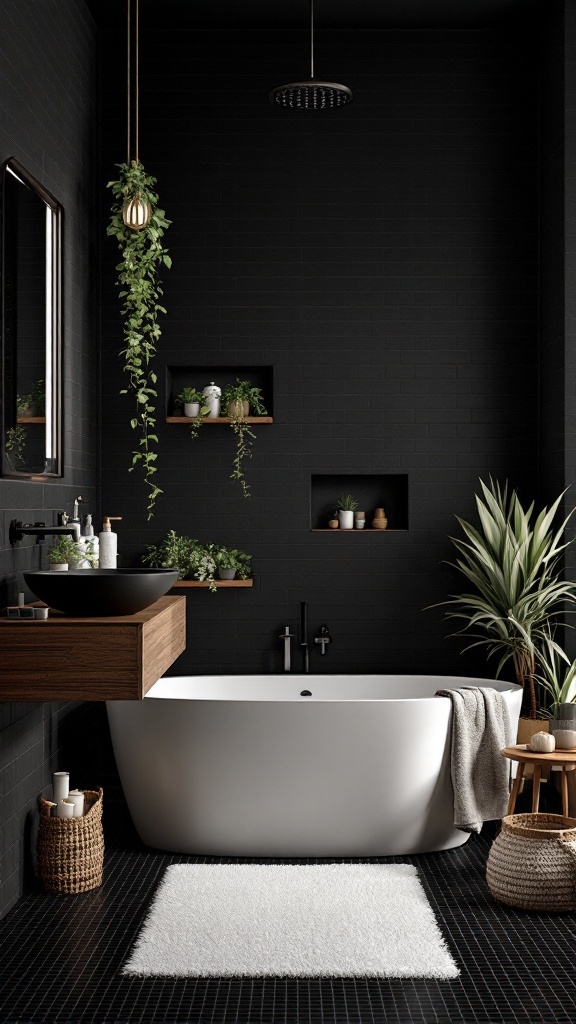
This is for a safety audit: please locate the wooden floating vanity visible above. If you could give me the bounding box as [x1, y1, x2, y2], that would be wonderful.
[0, 596, 186, 702]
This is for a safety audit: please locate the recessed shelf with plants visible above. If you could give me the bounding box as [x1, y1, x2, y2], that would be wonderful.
[310, 473, 409, 532]
[166, 364, 274, 497]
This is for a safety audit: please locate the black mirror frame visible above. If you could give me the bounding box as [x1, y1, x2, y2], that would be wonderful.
[1, 157, 62, 479]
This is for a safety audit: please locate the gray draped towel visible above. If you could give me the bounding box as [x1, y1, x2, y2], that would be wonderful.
[435, 686, 513, 834]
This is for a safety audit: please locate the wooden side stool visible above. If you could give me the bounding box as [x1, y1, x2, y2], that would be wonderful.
[501, 744, 576, 817]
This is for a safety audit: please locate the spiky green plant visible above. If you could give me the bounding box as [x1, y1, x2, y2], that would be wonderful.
[438, 478, 576, 718]
[534, 631, 576, 717]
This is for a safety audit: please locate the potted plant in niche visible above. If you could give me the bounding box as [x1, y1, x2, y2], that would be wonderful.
[434, 478, 576, 736]
[336, 494, 358, 530]
[221, 379, 268, 498]
[48, 536, 81, 571]
[175, 387, 210, 439]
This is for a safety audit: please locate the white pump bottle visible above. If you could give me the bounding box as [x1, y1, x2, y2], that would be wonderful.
[99, 516, 122, 569]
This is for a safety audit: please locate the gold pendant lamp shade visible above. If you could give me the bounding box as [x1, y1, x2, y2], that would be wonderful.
[122, 194, 151, 230]
[122, 0, 152, 231]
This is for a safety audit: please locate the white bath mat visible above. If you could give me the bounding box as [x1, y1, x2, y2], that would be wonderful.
[122, 863, 459, 979]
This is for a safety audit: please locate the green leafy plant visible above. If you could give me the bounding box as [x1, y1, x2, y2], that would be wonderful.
[175, 387, 210, 440]
[142, 531, 253, 593]
[142, 529, 217, 592]
[5, 424, 27, 469]
[48, 536, 81, 566]
[336, 494, 359, 512]
[436, 478, 576, 719]
[212, 544, 252, 579]
[17, 380, 46, 417]
[222, 379, 268, 498]
[107, 161, 171, 519]
[534, 632, 576, 717]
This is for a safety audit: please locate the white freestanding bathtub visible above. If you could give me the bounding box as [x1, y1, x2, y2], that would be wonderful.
[106, 674, 522, 857]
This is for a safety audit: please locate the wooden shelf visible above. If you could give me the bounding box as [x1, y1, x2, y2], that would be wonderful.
[311, 528, 406, 533]
[173, 579, 253, 588]
[166, 416, 273, 424]
[17, 416, 46, 424]
[0, 596, 186, 701]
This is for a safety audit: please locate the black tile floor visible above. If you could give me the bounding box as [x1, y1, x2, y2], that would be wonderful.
[0, 805, 575, 1024]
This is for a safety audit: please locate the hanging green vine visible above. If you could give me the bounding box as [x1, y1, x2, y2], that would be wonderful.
[107, 161, 171, 518]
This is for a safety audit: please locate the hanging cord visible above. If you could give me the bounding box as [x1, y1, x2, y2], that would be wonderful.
[135, 0, 140, 164]
[127, 0, 131, 163]
[310, 0, 314, 80]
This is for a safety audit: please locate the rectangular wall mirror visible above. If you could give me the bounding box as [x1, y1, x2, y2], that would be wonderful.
[1, 157, 62, 478]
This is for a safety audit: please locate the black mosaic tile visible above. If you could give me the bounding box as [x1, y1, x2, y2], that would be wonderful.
[0, 810, 574, 1024]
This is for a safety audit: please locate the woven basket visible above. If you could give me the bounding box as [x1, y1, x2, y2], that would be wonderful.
[37, 788, 104, 894]
[486, 813, 576, 911]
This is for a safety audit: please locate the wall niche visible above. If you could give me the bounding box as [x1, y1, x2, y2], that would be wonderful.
[166, 365, 274, 421]
[311, 474, 409, 532]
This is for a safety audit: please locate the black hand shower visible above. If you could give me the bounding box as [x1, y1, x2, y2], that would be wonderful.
[269, 0, 352, 109]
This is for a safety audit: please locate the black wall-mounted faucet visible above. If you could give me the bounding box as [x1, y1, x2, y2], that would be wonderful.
[9, 518, 81, 545]
[315, 624, 332, 655]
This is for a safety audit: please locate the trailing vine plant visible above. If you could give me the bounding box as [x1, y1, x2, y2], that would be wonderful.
[107, 161, 171, 517]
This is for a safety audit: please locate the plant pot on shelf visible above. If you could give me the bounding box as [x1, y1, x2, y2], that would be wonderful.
[184, 402, 200, 417]
[217, 568, 237, 580]
[227, 400, 249, 418]
[338, 510, 354, 530]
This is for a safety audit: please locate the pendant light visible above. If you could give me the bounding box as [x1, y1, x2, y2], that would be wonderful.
[269, 0, 352, 109]
[122, 0, 151, 230]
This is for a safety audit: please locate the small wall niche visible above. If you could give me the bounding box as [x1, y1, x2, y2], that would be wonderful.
[166, 365, 274, 418]
[311, 474, 409, 531]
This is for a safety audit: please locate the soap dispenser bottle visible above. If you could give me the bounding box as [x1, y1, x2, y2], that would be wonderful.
[99, 516, 122, 569]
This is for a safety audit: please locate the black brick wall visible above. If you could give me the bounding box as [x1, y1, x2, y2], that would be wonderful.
[0, 0, 98, 918]
[100, 26, 541, 677]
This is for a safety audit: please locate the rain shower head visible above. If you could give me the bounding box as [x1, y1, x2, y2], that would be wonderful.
[270, 0, 352, 109]
[269, 81, 352, 109]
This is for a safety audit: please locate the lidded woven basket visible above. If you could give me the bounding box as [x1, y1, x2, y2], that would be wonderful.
[486, 813, 576, 911]
[37, 788, 104, 894]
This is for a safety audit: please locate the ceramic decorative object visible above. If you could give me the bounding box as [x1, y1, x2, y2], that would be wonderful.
[50, 564, 68, 571]
[184, 402, 200, 417]
[202, 382, 221, 418]
[328, 519, 339, 529]
[338, 510, 354, 530]
[355, 511, 365, 530]
[530, 731, 556, 753]
[549, 721, 576, 749]
[217, 569, 237, 580]
[372, 507, 388, 530]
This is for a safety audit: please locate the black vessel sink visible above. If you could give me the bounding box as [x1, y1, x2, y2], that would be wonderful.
[24, 568, 180, 617]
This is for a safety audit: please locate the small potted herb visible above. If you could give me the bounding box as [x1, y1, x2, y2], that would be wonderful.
[48, 536, 80, 571]
[221, 379, 268, 498]
[213, 544, 252, 581]
[336, 494, 358, 530]
[175, 387, 210, 439]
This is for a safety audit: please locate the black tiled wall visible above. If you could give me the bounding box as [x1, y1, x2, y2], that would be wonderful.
[100, 26, 541, 677]
[0, 0, 98, 918]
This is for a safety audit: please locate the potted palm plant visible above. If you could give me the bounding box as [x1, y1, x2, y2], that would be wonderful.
[436, 478, 576, 724]
[535, 633, 576, 747]
[221, 379, 268, 498]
